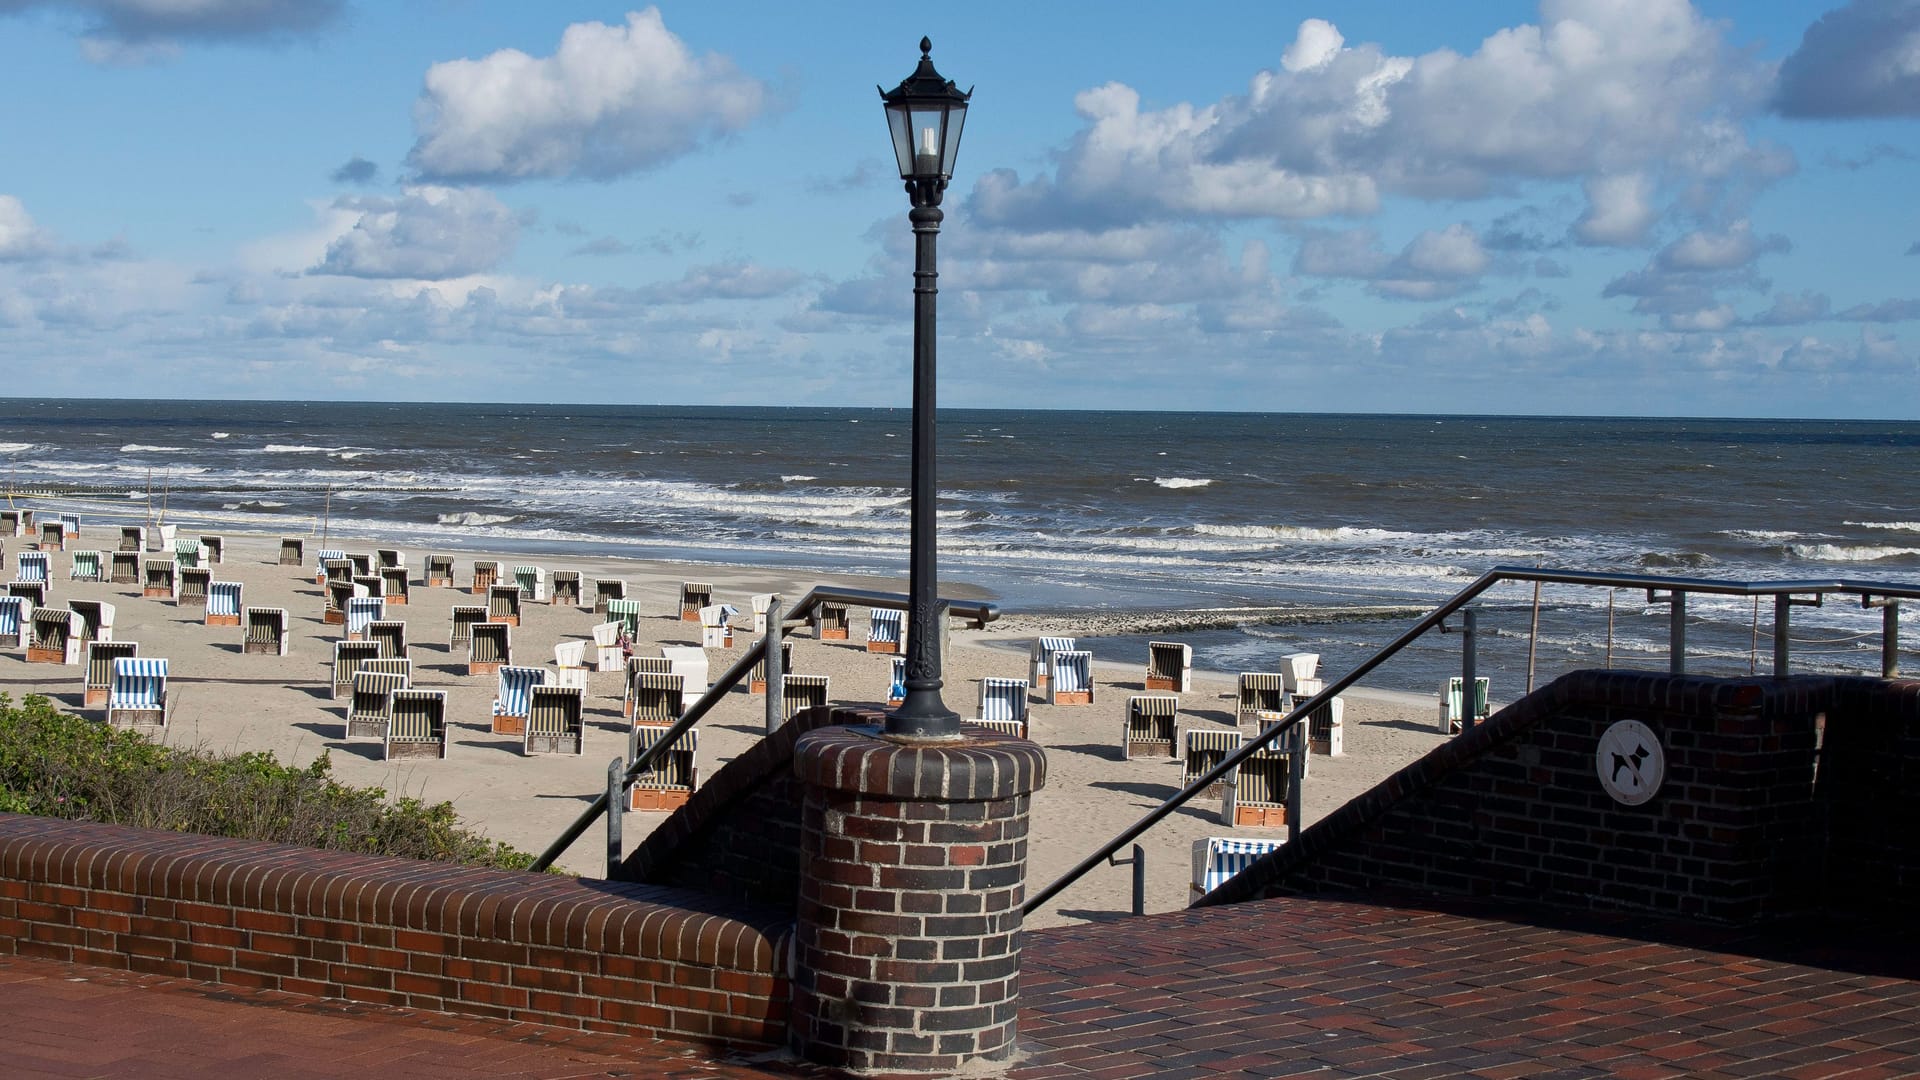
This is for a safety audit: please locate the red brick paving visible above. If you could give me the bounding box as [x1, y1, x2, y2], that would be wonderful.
[3, 895, 1918, 1078]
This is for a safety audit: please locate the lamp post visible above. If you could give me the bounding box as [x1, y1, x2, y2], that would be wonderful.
[880, 38, 970, 740]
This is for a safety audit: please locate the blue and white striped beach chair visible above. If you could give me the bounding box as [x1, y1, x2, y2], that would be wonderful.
[866, 608, 904, 654]
[69, 550, 104, 582]
[314, 548, 346, 585]
[107, 656, 169, 731]
[1030, 636, 1075, 689]
[58, 513, 81, 538]
[491, 664, 548, 735]
[967, 677, 1030, 739]
[206, 581, 243, 627]
[0, 594, 27, 647]
[1191, 836, 1283, 901]
[345, 595, 385, 639]
[886, 655, 907, 707]
[16, 550, 49, 585]
[1048, 649, 1095, 706]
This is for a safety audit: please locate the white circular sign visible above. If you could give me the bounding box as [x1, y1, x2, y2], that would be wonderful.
[1596, 719, 1665, 806]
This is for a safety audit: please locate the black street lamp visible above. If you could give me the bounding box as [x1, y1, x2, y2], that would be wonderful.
[880, 38, 970, 740]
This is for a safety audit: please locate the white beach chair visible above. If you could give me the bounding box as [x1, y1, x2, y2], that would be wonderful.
[866, 608, 904, 655]
[206, 581, 243, 627]
[491, 665, 549, 736]
[1030, 636, 1075, 689]
[1048, 650, 1095, 706]
[1191, 837, 1284, 902]
[699, 603, 738, 648]
[1282, 652, 1323, 699]
[966, 677, 1030, 739]
[661, 645, 709, 695]
[244, 607, 289, 655]
[553, 639, 588, 671]
[106, 657, 169, 732]
[1122, 695, 1180, 760]
[750, 593, 776, 634]
[591, 621, 625, 672]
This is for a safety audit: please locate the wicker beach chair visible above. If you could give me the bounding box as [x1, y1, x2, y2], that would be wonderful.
[629, 670, 685, 726]
[623, 657, 673, 718]
[424, 553, 455, 588]
[812, 602, 850, 641]
[1438, 676, 1490, 734]
[203, 580, 243, 628]
[781, 673, 830, 720]
[550, 570, 582, 608]
[331, 640, 380, 700]
[1182, 726, 1244, 801]
[1221, 733, 1300, 828]
[346, 668, 411, 741]
[523, 686, 584, 756]
[69, 550, 104, 583]
[605, 597, 643, 638]
[57, 513, 80, 539]
[199, 535, 223, 565]
[347, 553, 373, 578]
[467, 622, 511, 676]
[1030, 636, 1075, 690]
[379, 565, 409, 605]
[322, 579, 359, 625]
[0, 510, 20, 536]
[110, 551, 140, 584]
[470, 560, 499, 596]
[386, 690, 449, 760]
[593, 578, 627, 616]
[1307, 695, 1345, 756]
[1048, 650, 1095, 706]
[178, 566, 211, 607]
[317, 552, 349, 587]
[512, 565, 546, 603]
[1236, 672, 1287, 726]
[106, 657, 168, 732]
[866, 608, 904, 655]
[1190, 837, 1284, 902]
[965, 677, 1030, 739]
[8, 580, 47, 609]
[367, 619, 407, 660]
[84, 640, 138, 708]
[39, 521, 65, 552]
[26, 608, 78, 665]
[749, 639, 794, 694]
[679, 581, 712, 621]
[67, 600, 113, 647]
[0, 595, 24, 648]
[628, 725, 698, 811]
[244, 607, 289, 655]
[121, 526, 147, 553]
[173, 537, 207, 569]
[486, 584, 521, 626]
[448, 604, 485, 648]
[353, 573, 385, 600]
[1145, 641, 1192, 693]
[17, 550, 50, 586]
[1122, 695, 1180, 760]
[278, 537, 305, 566]
[376, 548, 404, 571]
[491, 665, 549, 736]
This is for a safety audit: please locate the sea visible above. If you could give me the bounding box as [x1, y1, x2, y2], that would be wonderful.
[3, 399, 1917, 697]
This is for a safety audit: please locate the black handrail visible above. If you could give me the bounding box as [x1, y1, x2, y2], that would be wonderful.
[1021, 565, 1920, 916]
[529, 585, 998, 873]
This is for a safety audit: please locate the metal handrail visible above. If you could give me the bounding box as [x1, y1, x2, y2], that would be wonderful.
[1021, 565, 1920, 916]
[529, 585, 998, 873]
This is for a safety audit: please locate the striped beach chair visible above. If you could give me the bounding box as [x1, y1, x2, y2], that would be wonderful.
[593, 578, 627, 616]
[1307, 695, 1345, 757]
[142, 559, 177, 600]
[781, 673, 830, 721]
[1222, 733, 1298, 829]
[346, 668, 411, 741]
[550, 570, 581, 607]
[278, 537, 305, 566]
[1237, 672, 1287, 726]
[345, 595, 385, 639]
[866, 608, 904, 655]
[27, 608, 78, 665]
[679, 581, 712, 621]
[376, 548, 405, 570]
[812, 602, 850, 641]
[347, 552, 373, 577]
[0, 595, 24, 648]
[1030, 636, 1075, 689]
[1048, 649, 1095, 706]
[699, 604, 738, 649]
[591, 621, 625, 672]
[887, 655, 906, 707]
[512, 565, 546, 602]
[486, 584, 521, 626]
[17, 550, 50, 586]
[449, 604, 486, 648]
[120, 526, 146, 553]
[523, 686, 584, 756]
[178, 566, 211, 607]
[623, 657, 673, 718]
[321, 580, 359, 625]
[85, 640, 138, 708]
[1282, 652, 1323, 699]
[379, 565, 409, 605]
[1123, 695, 1180, 760]
[0, 509, 18, 536]
[424, 553, 455, 588]
[470, 560, 499, 596]
[749, 639, 795, 695]
[67, 600, 113, 646]
[353, 573, 385, 599]
[628, 725, 698, 811]
[491, 665, 548, 736]
[199, 535, 223, 565]
[206, 581, 243, 627]
[1191, 837, 1284, 902]
[69, 550, 105, 583]
[605, 597, 643, 638]
[1146, 641, 1192, 693]
[244, 607, 289, 655]
[386, 689, 449, 760]
[967, 677, 1030, 739]
[467, 622, 511, 676]
[57, 513, 80, 539]
[1438, 676, 1490, 734]
[107, 657, 169, 732]
[1182, 727, 1245, 801]
[8, 580, 46, 609]
[174, 536, 207, 569]
[110, 550, 140, 584]
[367, 619, 407, 659]
[320, 556, 352, 591]
[331, 640, 380, 699]
[629, 670, 685, 726]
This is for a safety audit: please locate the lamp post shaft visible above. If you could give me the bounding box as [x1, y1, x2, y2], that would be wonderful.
[888, 203, 959, 738]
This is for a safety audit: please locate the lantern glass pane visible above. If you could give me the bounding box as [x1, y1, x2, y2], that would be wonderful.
[886, 105, 915, 178]
[909, 106, 946, 178]
[940, 102, 967, 177]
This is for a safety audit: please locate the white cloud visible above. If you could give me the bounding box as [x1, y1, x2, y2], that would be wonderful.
[1656, 220, 1791, 272]
[1574, 174, 1657, 246]
[638, 261, 806, 303]
[0, 0, 343, 62]
[0, 195, 53, 261]
[406, 8, 767, 183]
[1293, 224, 1490, 300]
[1773, 0, 1920, 118]
[308, 186, 520, 280]
[1744, 291, 1831, 325]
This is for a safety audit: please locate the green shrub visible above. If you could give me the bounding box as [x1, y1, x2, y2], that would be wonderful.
[0, 694, 537, 871]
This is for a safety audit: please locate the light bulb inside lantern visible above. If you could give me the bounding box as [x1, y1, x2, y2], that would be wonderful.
[915, 125, 940, 175]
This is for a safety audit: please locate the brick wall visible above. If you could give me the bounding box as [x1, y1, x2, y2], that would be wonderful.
[1204, 671, 1838, 924]
[0, 814, 792, 1047]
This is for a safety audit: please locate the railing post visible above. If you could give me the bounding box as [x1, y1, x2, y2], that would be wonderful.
[1774, 594, 1792, 677]
[1887, 601, 1901, 678]
[1669, 591, 1687, 675]
[1105, 844, 1146, 916]
[1287, 723, 1305, 841]
[1460, 607, 1478, 726]
[763, 598, 785, 734]
[605, 756, 624, 879]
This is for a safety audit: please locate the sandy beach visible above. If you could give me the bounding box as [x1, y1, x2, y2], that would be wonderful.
[0, 527, 1445, 930]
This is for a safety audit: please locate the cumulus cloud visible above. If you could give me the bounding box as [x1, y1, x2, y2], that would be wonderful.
[1293, 224, 1490, 299]
[1656, 220, 1791, 272]
[1773, 0, 1920, 118]
[308, 186, 519, 280]
[637, 260, 805, 303]
[1744, 291, 1832, 325]
[1575, 174, 1658, 246]
[0, 195, 53, 261]
[406, 8, 767, 183]
[1839, 298, 1920, 321]
[330, 156, 378, 185]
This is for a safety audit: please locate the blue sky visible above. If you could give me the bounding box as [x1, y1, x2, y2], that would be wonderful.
[0, 1, 1916, 417]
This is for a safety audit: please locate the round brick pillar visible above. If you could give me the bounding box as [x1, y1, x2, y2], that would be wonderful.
[790, 720, 1047, 1076]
